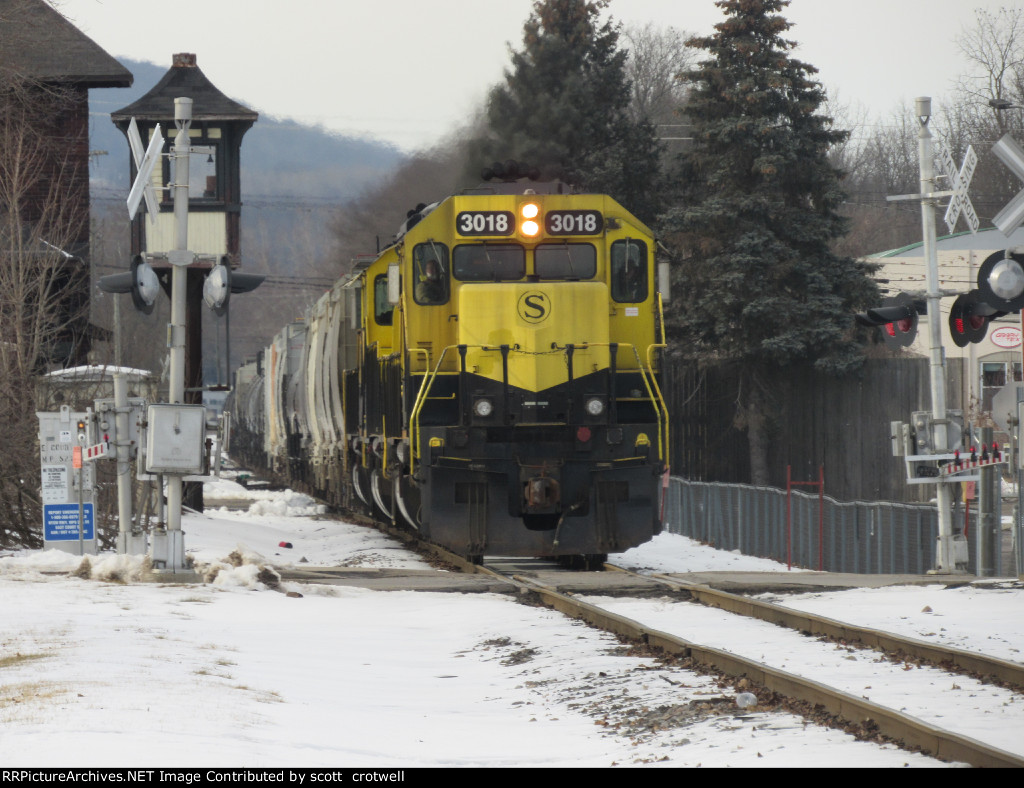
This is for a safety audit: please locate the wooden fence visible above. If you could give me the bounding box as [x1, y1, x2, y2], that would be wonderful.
[664, 357, 966, 503]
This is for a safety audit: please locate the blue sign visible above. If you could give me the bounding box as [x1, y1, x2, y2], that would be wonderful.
[44, 503, 94, 541]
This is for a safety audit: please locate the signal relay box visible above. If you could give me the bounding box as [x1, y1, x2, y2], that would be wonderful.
[145, 404, 206, 474]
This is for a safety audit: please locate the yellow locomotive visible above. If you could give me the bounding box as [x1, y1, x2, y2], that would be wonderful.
[231, 179, 669, 567]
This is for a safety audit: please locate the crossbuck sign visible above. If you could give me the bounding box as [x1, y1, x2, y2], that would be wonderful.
[938, 144, 979, 235]
[992, 133, 1024, 237]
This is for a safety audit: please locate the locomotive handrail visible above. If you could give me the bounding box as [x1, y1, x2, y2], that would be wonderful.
[657, 292, 667, 346]
[408, 341, 529, 472]
[409, 344, 458, 475]
[407, 347, 430, 377]
[408, 341, 670, 473]
[623, 343, 667, 465]
[541, 340, 667, 464]
[406, 346, 432, 474]
[409, 342, 515, 473]
[645, 342, 670, 466]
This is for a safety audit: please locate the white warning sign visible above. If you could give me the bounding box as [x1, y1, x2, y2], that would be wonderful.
[41, 465, 68, 504]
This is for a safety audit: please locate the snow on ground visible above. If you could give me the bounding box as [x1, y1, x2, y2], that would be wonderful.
[0, 482, 1019, 768]
[755, 583, 1024, 664]
[614, 531, 792, 574]
[583, 592, 1024, 757]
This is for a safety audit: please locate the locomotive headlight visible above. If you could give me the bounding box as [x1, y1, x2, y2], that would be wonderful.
[520, 203, 540, 237]
[585, 397, 605, 417]
[473, 398, 494, 418]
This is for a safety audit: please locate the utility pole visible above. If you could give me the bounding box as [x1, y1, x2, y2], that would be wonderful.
[915, 98, 960, 573]
[884, 98, 968, 572]
[112, 372, 146, 555]
[150, 96, 193, 573]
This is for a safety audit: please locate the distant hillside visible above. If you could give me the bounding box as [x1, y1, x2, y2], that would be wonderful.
[88, 58, 404, 202]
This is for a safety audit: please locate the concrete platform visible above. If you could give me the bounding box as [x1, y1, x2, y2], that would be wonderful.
[652, 571, 986, 594]
[278, 567, 514, 593]
[274, 565, 1013, 595]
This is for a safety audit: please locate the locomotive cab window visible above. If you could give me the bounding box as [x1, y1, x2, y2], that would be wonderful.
[534, 243, 596, 280]
[373, 274, 394, 326]
[453, 244, 525, 282]
[413, 242, 450, 305]
[611, 239, 648, 303]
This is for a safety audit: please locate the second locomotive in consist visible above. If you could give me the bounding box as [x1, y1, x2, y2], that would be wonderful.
[230, 178, 669, 566]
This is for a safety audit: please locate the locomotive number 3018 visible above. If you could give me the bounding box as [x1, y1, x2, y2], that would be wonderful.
[456, 211, 515, 236]
[545, 210, 603, 235]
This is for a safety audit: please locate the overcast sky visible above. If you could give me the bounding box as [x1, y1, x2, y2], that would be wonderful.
[54, 0, 1013, 151]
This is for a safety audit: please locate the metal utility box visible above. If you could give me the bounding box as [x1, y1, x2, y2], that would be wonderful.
[145, 404, 206, 474]
[36, 407, 97, 555]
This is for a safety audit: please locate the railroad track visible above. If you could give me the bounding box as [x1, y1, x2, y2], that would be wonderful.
[417, 549, 1024, 767]
[611, 565, 1024, 691]
[260, 489, 1024, 767]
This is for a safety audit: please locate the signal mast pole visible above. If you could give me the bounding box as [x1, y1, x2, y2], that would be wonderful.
[915, 97, 958, 572]
[154, 96, 193, 572]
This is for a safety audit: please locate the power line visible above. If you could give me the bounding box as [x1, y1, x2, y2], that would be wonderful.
[92, 262, 337, 290]
[90, 191, 348, 210]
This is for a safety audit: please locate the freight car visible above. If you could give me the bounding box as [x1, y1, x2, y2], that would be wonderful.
[228, 177, 669, 567]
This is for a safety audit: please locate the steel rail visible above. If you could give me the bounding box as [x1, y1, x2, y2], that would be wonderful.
[461, 557, 1024, 768]
[607, 566, 1024, 690]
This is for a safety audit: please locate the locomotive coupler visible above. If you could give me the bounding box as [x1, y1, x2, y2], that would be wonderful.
[524, 475, 560, 511]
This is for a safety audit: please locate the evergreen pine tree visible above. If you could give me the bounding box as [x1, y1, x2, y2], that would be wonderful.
[663, 0, 878, 484]
[480, 0, 662, 223]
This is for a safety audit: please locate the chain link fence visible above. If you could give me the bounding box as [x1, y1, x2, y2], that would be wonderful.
[663, 477, 949, 574]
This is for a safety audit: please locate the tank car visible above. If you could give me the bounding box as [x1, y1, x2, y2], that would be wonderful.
[230, 180, 669, 566]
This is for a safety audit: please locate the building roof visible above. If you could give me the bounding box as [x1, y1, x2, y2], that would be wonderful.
[44, 364, 153, 382]
[111, 53, 257, 123]
[871, 226, 1024, 259]
[0, 0, 132, 87]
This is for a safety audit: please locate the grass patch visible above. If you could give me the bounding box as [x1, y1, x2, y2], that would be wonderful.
[0, 653, 47, 670]
[194, 668, 234, 680]
[0, 681, 69, 711]
[232, 686, 284, 704]
[199, 643, 239, 652]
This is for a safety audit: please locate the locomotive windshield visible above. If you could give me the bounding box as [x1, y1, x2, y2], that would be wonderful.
[534, 243, 596, 280]
[453, 244, 525, 281]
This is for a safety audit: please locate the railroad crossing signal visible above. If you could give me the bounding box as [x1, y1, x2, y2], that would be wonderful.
[977, 249, 1024, 312]
[938, 144, 979, 234]
[854, 293, 924, 348]
[97, 254, 160, 314]
[992, 133, 1024, 236]
[125, 119, 163, 223]
[948, 290, 1001, 346]
[202, 257, 265, 317]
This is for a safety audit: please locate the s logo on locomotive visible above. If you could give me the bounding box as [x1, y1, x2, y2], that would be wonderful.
[517, 291, 550, 324]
